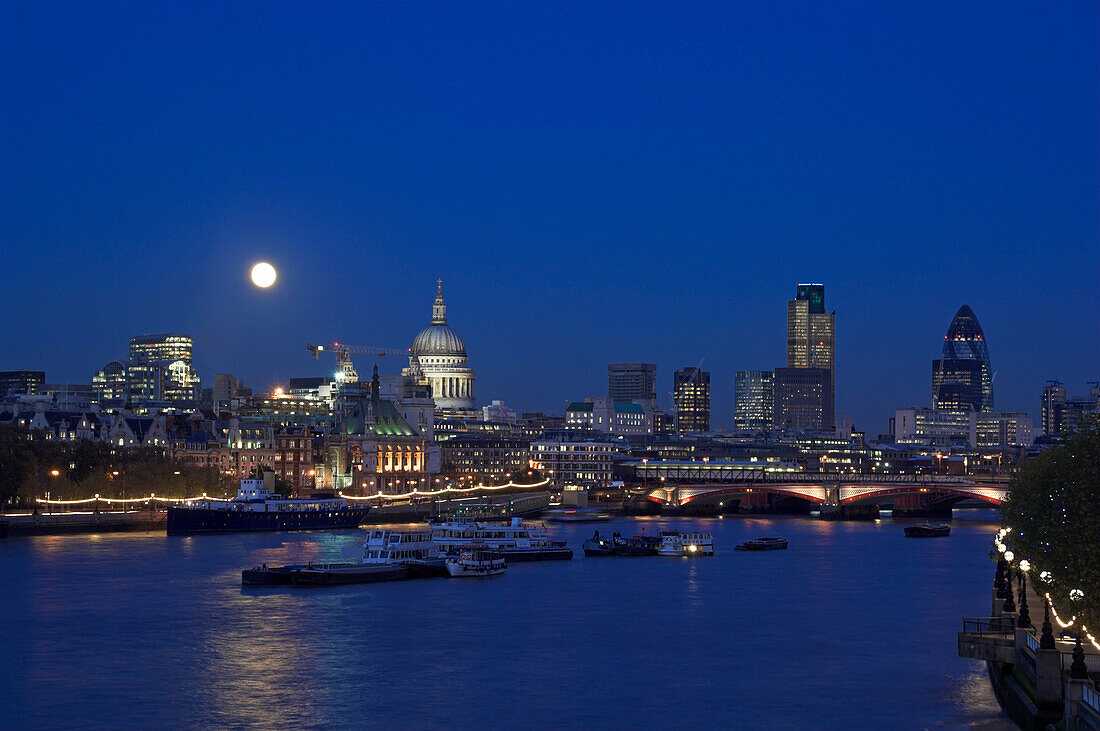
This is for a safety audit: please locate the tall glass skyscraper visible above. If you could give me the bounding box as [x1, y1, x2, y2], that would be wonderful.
[931, 305, 993, 413]
[786, 284, 835, 428]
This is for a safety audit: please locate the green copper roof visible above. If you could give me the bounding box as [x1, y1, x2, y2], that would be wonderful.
[566, 402, 594, 412]
[344, 398, 418, 436]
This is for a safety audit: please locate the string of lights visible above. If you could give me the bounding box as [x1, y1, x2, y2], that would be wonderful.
[995, 527, 1099, 652]
[339, 478, 550, 501]
[34, 478, 551, 506]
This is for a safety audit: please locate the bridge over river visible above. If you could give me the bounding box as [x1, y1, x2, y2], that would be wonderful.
[629, 462, 1009, 518]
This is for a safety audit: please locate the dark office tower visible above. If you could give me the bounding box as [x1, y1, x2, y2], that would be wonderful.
[1041, 381, 1066, 436]
[673, 367, 711, 432]
[608, 363, 657, 402]
[931, 305, 993, 413]
[0, 370, 45, 396]
[786, 284, 835, 426]
[773, 367, 834, 430]
[734, 370, 775, 430]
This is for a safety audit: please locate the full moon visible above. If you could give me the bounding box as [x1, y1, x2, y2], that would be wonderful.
[250, 262, 277, 288]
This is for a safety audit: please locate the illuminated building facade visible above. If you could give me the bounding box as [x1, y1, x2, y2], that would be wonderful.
[734, 370, 774, 431]
[673, 367, 710, 432]
[931, 305, 993, 413]
[529, 437, 616, 487]
[565, 398, 653, 435]
[129, 333, 193, 364]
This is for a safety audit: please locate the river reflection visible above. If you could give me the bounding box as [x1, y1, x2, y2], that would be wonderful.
[1, 512, 1009, 729]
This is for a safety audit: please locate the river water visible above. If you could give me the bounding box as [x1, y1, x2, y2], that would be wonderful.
[1, 512, 1011, 730]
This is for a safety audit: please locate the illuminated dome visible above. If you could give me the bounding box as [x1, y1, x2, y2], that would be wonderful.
[413, 324, 466, 357]
[407, 280, 476, 410]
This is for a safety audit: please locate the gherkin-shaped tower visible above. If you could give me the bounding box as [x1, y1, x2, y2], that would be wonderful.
[932, 305, 993, 413]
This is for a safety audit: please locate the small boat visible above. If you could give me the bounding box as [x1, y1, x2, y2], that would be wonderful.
[735, 537, 789, 551]
[658, 530, 715, 557]
[582, 530, 616, 556]
[545, 508, 611, 523]
[904, 523, 951, 538]
[445, 547, 507, 577]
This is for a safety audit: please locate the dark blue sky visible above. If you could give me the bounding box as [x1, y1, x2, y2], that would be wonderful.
[2, 1, 1097, 432]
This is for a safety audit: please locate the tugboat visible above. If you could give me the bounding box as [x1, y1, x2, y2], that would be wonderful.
[615, 533, 661, 556]
[904, 523, 951, 538]
[445, 546, 507, 577]
[735, 537, 789, 551]
[169, 474, 369, 535]
[658, 530, 715, 557]
[582, 530, 616, 556]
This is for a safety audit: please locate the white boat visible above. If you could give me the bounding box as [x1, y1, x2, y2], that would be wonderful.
[657, 530, 715, 557]
[445, 547, 506, 577]
[354, 529, 438, 563]
[430, 517, 572, 560]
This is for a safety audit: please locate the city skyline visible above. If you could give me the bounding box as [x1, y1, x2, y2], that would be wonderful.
[2, 2, 1098, 433]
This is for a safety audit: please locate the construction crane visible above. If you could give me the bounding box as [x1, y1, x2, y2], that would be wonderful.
[306, 342, 410, 385]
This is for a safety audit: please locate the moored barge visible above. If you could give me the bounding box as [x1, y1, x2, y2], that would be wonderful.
[168, 478, 369, 536]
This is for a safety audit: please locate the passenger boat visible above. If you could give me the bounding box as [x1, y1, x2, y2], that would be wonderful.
[445, 547, 507, 577]
[657, 530, 715, 557]
[735, 537, 789, 551]
[430, 517, 573, 561]
[544, 507, 611, 523]
[355, 529, 447, 577]
[904, 523, 951, 538]
[169, 478, 369, 536]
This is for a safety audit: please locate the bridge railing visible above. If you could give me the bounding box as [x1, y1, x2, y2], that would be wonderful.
[961, 616, 1016, 636]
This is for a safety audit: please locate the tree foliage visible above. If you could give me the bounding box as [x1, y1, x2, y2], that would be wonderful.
[1001, 416, 1100, 631]
[0, 425, 235, 508]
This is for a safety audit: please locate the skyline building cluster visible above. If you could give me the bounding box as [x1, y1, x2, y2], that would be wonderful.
[1, 281, 1094, 449]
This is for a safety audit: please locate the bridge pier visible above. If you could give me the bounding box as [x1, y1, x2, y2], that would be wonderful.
[890, 493, 955, 518]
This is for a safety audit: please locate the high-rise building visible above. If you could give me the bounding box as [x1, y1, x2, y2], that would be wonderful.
[0, 370, 45, 396]
[773, 367, 833, 430]
[1041, 381, 1067, 436]
[608, 363, 657, 403]
[787, 284, 834, 371]
[127, 333, 201, 403]
[673, 367, 710, 432]
[734, 370, 774, 430]
[785, 284, 835, 428]
[931, 305, 993, 413]
[129, 333, 194, 364]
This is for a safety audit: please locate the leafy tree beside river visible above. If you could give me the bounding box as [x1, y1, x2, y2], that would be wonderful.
[0, 424, 235, 509]
[1000, 416, 1100, 632]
